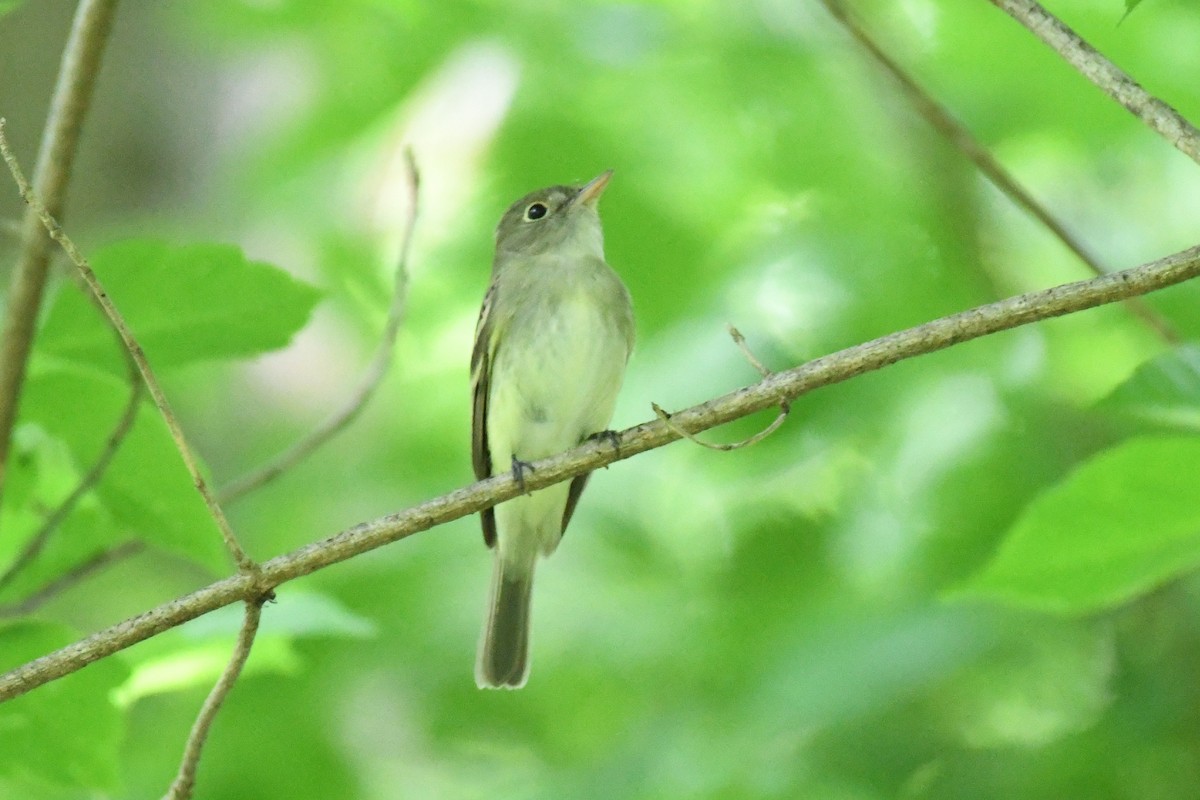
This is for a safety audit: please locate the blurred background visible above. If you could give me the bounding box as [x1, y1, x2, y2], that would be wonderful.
[2, 0, 1200, 797]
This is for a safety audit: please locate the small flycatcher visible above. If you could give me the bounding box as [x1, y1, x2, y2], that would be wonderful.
[471, 171, 635, 688]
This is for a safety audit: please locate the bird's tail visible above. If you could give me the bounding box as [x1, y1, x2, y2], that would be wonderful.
[475, 553, 535, 689]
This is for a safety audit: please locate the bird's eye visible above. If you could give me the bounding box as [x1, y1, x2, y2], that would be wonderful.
[524, 202, 548, 221]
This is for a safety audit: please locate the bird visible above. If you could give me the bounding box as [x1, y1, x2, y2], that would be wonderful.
[471, 170, 635, 688]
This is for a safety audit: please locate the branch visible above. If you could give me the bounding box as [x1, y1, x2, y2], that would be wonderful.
[988, 0, 1200, 167]
[218, 149, 420, 504]
[821, 0, 1180, 344]
[3, 242, 1199, 703]
[0, 120, 257, 573]
[163, 598, 265, 800]
[0, 0, 120, 498]
[652, 326, 790, 451]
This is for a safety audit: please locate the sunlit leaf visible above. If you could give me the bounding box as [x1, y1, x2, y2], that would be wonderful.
[114, 637, 301, 707]
[19, 365, 228, 574]
[114, 592, 375, 705]
[0, 621, 128, 791]
[38, 239, 322, 375]
[955, 436, 1200, 613]
[181, 590, 378, 640]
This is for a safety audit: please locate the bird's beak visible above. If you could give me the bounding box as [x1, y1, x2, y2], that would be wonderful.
[573, 169, 613, 208]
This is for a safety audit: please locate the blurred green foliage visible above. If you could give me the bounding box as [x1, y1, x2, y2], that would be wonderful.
[1, 0, 1200, 797]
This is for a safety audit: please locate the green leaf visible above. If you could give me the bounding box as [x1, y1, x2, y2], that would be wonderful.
[38, 239, 321, 374]
[19, 364, 228, 574]
[0, 425, 80, 558]
[1119, 0, 1149, 24]
[955, 436, 1200, 613]
[114, 592, 375, 705]
[0, 621, 128, 791]
[99, 404, 230, 573]
[0, 424, 121, 603]
[1097, 344, 1200, 432]
[114, 636, 301, 708]
[18, 362, 132, 458]
[182, 590, 378, 640]
[0, 1, 25, 19]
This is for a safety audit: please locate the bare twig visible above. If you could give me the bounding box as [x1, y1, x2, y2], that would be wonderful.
[728, 325, 774, 379]
[652, 402, 789, 452]
[0, 0, 121, 498]
[651, 325, 790, 451]
[0, 363, 142, 595]
[0, 120, 256, 574]
[820, 0, 1180, 343]
[0, 541, 144, 618]
[988, 0, 1200, 167]
[163, 598, 265, 800]
[4, 242, 1199, 702]
[219, 150, 420, 504]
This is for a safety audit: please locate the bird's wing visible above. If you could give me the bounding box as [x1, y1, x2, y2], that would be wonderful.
[471, 283, 498, 548]
[561, 472, 592, 535]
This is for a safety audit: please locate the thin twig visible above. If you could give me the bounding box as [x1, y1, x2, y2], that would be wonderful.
[0, 541, 144, 618]
[0, 0, 121, 499]
[219, 149, 420, 504]
[0, 362, 143, 595]
[0, 120, 257, 574]
[652, 402, 789, 452]
[651, 325, 790, 451]
[820, 0, 1180, 344]
[988, 0, 1200, 167]
[727, 324, 774, 379]
[163, 598, 265, 800]
[4, 241, 1199, 703]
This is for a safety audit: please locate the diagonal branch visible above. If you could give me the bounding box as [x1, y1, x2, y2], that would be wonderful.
[820, 0, 1180, 343]
[163, 598, 266, 800]
[3, 241, 1199, 703]
[218, 150, 420, 504]
[0, 0, 121, 500]
[0, 120, 257, 574]
[988, 0, 1200, 167]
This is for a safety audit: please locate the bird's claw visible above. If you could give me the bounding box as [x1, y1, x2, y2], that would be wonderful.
[511, 455, 535, 495]
[588, 429, 622, 459]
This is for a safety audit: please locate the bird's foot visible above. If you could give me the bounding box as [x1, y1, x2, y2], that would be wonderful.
[588, 429, 622, 459]
[511, 455, 536, 495]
